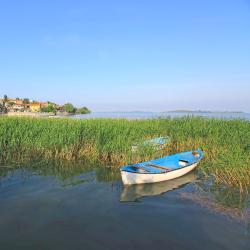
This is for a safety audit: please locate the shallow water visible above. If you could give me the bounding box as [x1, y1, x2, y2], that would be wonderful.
[0, 165, 249, 250]
[72, 111, 250, 120]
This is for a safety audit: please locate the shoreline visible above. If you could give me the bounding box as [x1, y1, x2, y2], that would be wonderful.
[2, 111, 70, 118]
[1, 111, 249, 121]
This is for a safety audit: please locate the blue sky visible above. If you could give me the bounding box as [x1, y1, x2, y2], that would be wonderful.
[0, 0, 249, 112]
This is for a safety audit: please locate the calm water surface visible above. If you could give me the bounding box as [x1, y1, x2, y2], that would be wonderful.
[72, 111, 250, 120]
[0, 164, 249, 250]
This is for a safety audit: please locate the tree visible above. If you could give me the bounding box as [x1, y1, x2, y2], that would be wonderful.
[23, 98, 30, 104]
[76, 107, 91, 114]
[3, 95, 8, 112]
[3, 95, 8, 102]
[0, 103, 7, 113]
[62, 103, 76, 113]
[41, 103, 56, 113]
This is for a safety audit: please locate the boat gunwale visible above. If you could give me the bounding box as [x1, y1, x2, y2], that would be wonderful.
[120, 159, 201, 175]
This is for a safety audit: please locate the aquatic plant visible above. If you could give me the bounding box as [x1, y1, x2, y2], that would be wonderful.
[0, 116, 249, 190]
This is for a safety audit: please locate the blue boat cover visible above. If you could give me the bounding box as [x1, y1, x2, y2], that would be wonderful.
[121, 149, 204, 174]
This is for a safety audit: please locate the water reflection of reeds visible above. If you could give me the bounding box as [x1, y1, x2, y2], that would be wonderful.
[0, 159, 122, 187]
[95, 167, 121, 183]
[180, 192, 249, 222]
[180, 179, 250, 232]
[1, 159, 249, 234]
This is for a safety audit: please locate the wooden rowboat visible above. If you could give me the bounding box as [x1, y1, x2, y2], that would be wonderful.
[120, 149, 204, 185]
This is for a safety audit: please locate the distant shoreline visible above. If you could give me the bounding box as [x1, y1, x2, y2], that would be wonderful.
[162, 110, 245, 114]
[89, 110, 246, 114]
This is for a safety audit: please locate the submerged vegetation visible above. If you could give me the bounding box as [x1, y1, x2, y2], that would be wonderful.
[0, 116, 249, 190]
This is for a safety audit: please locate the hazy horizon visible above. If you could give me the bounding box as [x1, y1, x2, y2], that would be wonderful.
[1, 0, 250, 112]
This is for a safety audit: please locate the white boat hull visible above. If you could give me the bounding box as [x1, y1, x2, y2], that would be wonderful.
[121, 162, 198, 185]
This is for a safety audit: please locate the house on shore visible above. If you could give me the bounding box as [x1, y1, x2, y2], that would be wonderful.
[0, 98, 52, 113]
[1, 97, 72, 115]
[30, 103, 41, 112]
[29, 102, 49, 112]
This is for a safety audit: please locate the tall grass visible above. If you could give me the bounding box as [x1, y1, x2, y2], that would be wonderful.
[0, 116, 249, 190]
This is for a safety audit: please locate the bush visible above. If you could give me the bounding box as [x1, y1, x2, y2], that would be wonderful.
[76, 107, 91, 114]
[41, 104, 56, 113]
[62, 103, 76, 113]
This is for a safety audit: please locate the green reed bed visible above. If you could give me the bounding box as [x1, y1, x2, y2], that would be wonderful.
[0, 116, 249, 190]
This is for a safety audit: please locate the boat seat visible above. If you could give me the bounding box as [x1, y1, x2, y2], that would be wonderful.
[145, 163, 172, 171]
[130, 165, 151, 173]
[179, 159, 189, 167]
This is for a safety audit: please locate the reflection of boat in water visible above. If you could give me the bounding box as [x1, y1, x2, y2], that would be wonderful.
[120, 172, 198, 202]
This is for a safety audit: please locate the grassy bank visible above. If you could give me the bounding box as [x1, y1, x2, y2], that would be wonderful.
[0, 116, 249, 190]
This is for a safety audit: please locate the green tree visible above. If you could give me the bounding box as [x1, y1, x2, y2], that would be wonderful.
[3, 95, 8, 113]
[62, 103, 76, 113]
[41, 104, 56, 113]
[3, 95, 8, 102]
[76, 107, 91, 114]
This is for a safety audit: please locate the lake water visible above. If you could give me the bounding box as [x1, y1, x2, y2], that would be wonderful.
[0, 164, 249, 250]
[71, 111, 250, 120]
